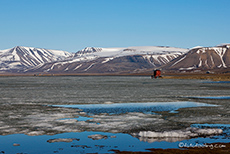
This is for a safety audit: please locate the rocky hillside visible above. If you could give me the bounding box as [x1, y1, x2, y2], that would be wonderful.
[161, 44, 230, 73]
[0, 46, 73, 73]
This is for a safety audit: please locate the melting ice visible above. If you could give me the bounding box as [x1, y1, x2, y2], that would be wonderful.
[53, 101, 217, 115]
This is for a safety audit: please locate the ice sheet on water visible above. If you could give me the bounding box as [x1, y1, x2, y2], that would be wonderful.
[53, 101, 217, 115]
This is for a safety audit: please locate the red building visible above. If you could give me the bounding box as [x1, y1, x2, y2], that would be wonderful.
[152, 69, 161, 78]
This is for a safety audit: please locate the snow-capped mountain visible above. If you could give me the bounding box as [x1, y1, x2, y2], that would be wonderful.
[0, 46, 73, 72]
[27, 46, 188, 74]
[161, 44, 230, 72]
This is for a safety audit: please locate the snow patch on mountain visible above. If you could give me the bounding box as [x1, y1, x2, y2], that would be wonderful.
[171, 55, 187, 67]
[217, 43, 230, 48]
[190, 46, 203, 50]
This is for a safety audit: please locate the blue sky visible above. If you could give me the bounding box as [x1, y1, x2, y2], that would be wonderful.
[0, 0, 229, 52]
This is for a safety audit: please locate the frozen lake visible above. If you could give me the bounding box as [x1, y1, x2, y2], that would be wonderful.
[0, 76, 230, 153]
[1, 76, 230, 104]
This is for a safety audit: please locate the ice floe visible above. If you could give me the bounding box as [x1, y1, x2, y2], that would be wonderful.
[132, 127, 223, 139]
[47, 138, 80, 143]
[88, 134, 108, 140]
[27, 131, 45, 136]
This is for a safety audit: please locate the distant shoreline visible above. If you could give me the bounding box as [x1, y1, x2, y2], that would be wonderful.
[162, 73, 230, 81]
[1, 73, 230, 81]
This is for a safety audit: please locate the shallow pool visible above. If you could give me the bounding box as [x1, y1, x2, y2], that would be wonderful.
[53, 101, 218, 115]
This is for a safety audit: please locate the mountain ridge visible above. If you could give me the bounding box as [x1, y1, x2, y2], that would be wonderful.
[161, 44, 230, 73]
[0, 46, 73, 73]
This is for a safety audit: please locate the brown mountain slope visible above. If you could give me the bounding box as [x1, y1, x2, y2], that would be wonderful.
[161, 44, 230, 73]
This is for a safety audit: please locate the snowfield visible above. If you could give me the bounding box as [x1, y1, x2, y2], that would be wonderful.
[75, 46, 188, 61]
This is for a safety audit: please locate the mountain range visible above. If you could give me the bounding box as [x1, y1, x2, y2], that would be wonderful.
[0, 44, 229, 74]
